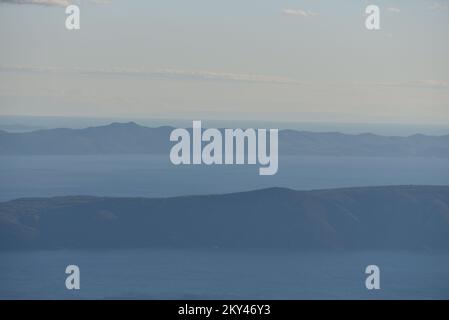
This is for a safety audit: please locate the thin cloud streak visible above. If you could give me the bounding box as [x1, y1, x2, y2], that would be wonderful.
[387, 7, 401, 13]
[0, 65, 303, 85]
[0, 0, 110, 6]
[282, 9, 318, 17]
[2, 65, 448, 89]
[0, 0, 70, 5]
[429, 1, 448, 10]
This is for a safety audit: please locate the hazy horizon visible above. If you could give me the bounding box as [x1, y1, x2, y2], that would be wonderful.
[2, 114, 449, 136]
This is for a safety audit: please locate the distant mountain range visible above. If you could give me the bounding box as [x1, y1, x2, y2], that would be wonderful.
[1, 122, 449, 157]
[1, 185, 448, 251]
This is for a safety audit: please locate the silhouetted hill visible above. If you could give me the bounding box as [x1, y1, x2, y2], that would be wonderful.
[1, 122, 448, 156]
[0, 122, 172, 155]
[280, 130, 449, 157]
[1, 186, 448, 250]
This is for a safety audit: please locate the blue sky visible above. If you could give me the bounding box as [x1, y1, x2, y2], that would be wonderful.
[0, 0, 448, 124]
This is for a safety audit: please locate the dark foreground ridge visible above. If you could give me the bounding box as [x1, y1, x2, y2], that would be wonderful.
[1, 185, 449, 251]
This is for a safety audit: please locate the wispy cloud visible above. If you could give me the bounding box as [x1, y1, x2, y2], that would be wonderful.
[2, 65, 448, 89]
[0, 0, 69, 5]
[429, 1, 448, 10]
[387, 7, 401, 13]
[88, 0, 110, 4]
[368, 80, 449, 89]
[411, 80, 449, 88]
[282, 9, 318, 17]
[0, 0, 110, 6]
[0, 65, 303, 85]
[156, 69, 301, 85]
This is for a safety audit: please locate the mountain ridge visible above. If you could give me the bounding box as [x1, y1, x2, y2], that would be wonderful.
[1, 122, 449, 157]
[1, 185, 448, 251]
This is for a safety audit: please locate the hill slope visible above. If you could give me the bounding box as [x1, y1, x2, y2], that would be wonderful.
[1, 186, 448, 250]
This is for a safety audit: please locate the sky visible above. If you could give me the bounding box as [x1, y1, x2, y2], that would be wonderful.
[0, 0, 448, 125]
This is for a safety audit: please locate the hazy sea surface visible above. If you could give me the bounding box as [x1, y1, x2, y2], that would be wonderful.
[0, 249, 448, 300]
[1, 155, 449, 300]
[1, 155, 448, 201]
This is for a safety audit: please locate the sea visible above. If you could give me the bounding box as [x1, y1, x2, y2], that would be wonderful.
[0, 154, 448, 299]
[0, 249, 448, 299]
[0, 155, 448, 201]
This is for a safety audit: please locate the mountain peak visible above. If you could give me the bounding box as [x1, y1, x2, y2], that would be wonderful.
[108, 121, 140, 128]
